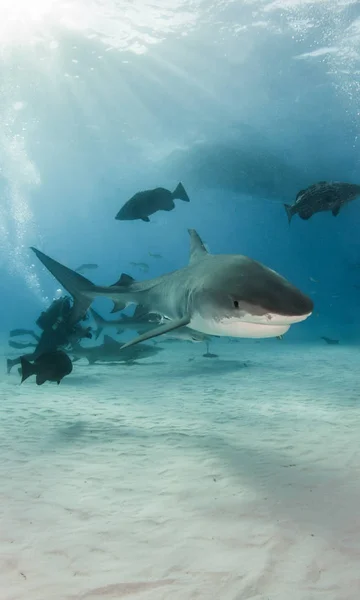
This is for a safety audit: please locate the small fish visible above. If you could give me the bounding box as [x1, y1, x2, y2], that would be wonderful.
[149, 252, 163, 259]
[321, 336, 339, 345]
[202, 341, 218, 358]
[309, 277, 318, 283]
[130, 262, 149, 272]
[115, 182, 190, 222]
[75, 263, 99, 274]
[19, 350, 73, 385]
[284, 181, 360, 223]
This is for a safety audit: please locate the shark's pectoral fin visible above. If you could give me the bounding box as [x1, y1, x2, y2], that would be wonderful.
[120, 316, 191, 349]
[332, 204, 341, 217]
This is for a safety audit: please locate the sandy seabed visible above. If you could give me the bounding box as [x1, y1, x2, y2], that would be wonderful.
[0, 338, 360, 600]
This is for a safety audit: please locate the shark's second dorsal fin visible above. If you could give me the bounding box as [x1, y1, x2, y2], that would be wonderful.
[188, 229, 209, 264]
[103, 335, 119, 346]
[111, 273, 135, 287]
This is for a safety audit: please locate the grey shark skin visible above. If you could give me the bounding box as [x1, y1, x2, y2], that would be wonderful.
[30, 229, 313, 349]
[70, 335, 163, 364]
[284, 181, 360, 223]
[90, 306, 209, 343]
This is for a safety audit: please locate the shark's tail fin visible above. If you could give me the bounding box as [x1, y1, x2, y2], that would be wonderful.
[172, 182, 190, 202]
[20, 356, 36, 383]
[31, 247, 97, 323]
[90, 308, 108, 340]
[284, 204, 293, 225]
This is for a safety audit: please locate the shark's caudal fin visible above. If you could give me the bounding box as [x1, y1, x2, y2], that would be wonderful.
[31, 247, 99, 323]
[120, 316, 191, 350]
[20, 356, 36, 383]
[172, 182, 190, 202]
[284, 204, 293, 225]
[90, 308, 108, 340]
[188, 229, 209, 264]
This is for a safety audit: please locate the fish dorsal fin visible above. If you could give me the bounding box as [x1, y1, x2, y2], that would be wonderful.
[103, 335, 119, 346]
[111, 273, 135, 288]
[188, 229, 209, 264]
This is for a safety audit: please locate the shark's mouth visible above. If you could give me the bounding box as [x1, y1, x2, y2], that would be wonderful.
[189, 311, 312, 339]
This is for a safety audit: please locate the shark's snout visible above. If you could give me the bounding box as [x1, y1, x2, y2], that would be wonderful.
[271, 284, 314, 319]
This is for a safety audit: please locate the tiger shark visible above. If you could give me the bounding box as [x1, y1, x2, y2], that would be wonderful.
[30, 229, 313, 349]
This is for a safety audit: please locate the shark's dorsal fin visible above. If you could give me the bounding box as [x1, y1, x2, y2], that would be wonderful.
[103, 335, 119, 346]
[90, 308, 106, 324]
[188, 229, 209, 264]
[111, 273, 135, 287]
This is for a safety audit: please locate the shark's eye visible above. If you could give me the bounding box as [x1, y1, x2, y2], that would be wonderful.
[233, 300, 239, 309]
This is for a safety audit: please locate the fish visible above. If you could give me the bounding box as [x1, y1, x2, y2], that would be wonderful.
[149, 252, 163, 259]
[70, 335, 163, 364]
[130, 262, 149, 272]
[30, 228, 313, 349]
[19, 350, 73, 385]
[115, 182, 190, 222]
[321, 336, 339, 345]
[90, 307, 209, 343]
[203, 341, 218, 358]
[75, 263, 99, 274]
[284, 181, 360, 223]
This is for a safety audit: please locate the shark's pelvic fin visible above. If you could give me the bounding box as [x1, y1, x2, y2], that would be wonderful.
[120, 316, 191, 349]
[188, 229, 209, 264]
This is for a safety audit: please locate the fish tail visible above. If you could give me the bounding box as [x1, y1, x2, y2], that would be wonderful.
[172, 182, 190, 202]
[284, 204, 293, 224]
[20, 356, 36, 383]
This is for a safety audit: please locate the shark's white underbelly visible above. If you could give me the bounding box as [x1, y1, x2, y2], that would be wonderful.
[188, 312, 305, 338]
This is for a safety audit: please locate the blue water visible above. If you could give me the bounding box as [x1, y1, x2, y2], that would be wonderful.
[1, 2, 360, 598]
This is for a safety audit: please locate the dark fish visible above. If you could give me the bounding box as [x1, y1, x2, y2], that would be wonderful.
[75, 263, 99, 274]
[149, 252, 163, 259]
[19, 350, 73, 385]
[284, 181, 360, 223]
[202, 342, 218, 358]
[321, 336, 339, 345]
[130, 262, 149, 272]
[115, 182, 190, 222]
